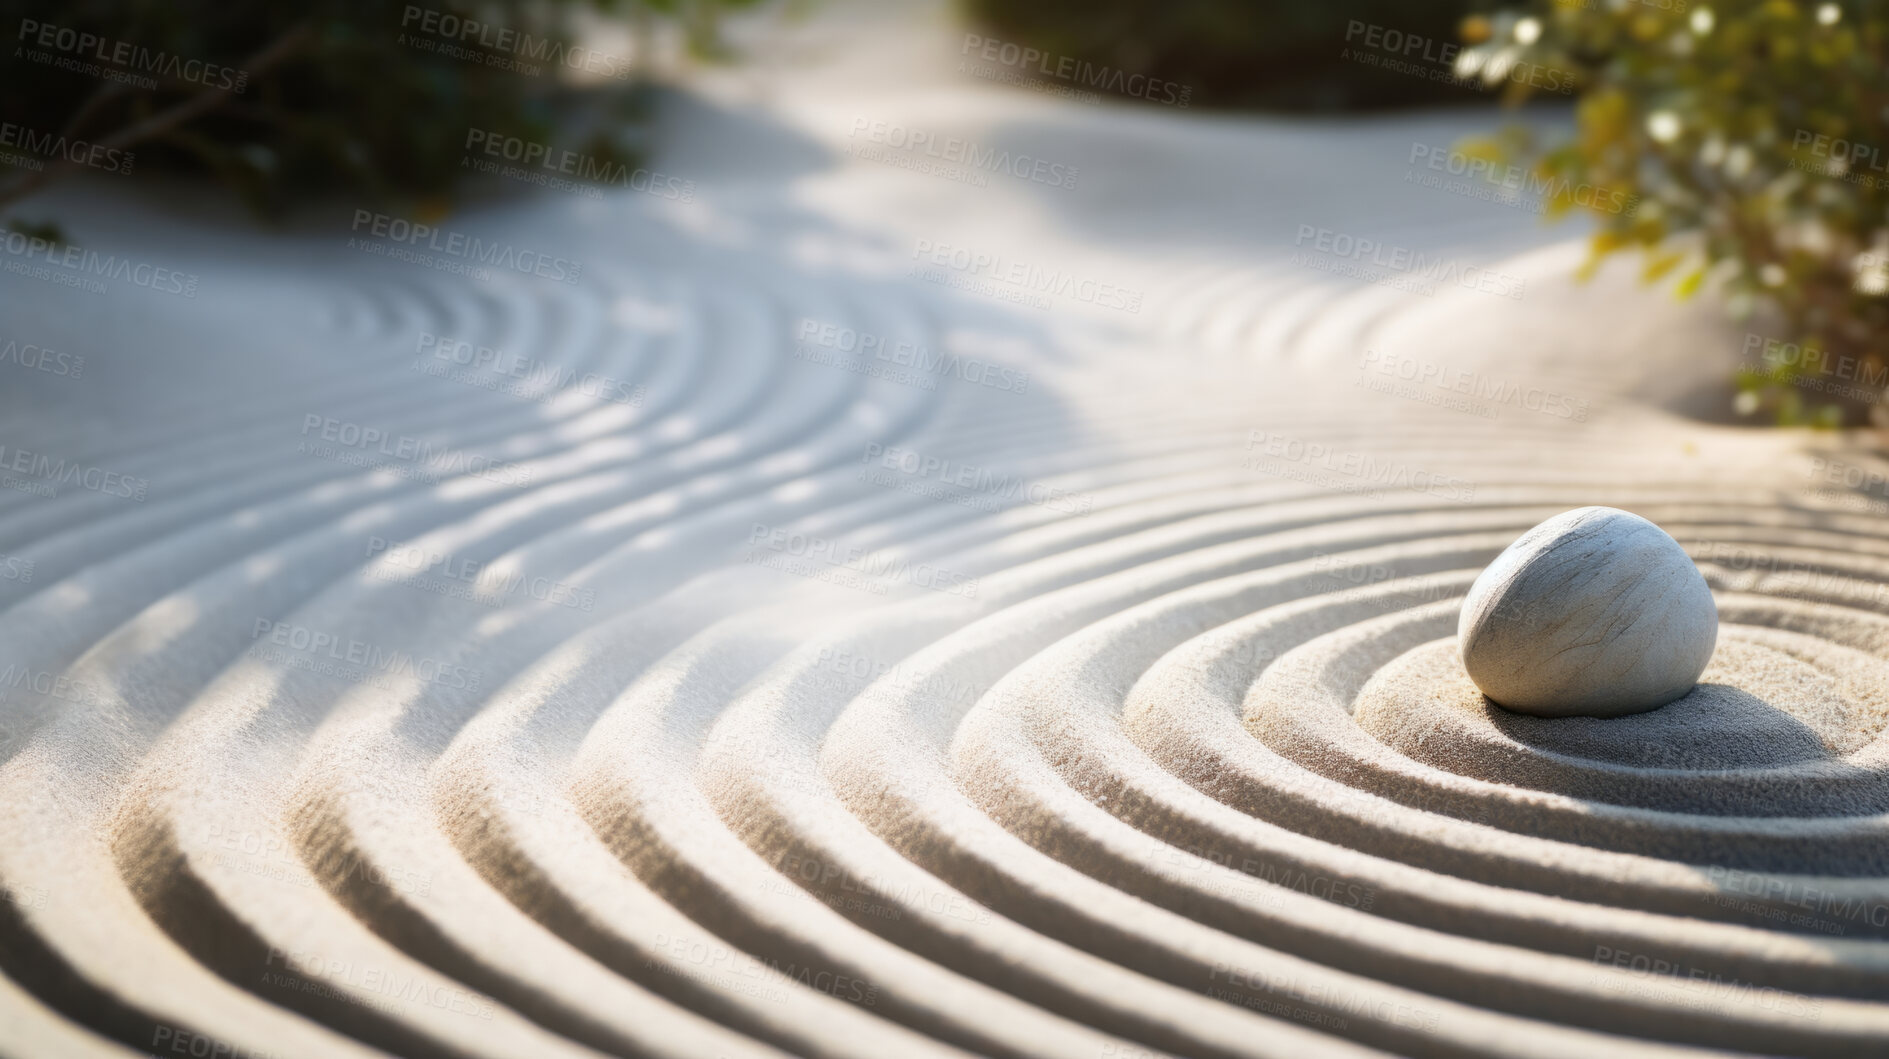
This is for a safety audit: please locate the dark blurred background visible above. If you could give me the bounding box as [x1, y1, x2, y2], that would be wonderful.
[960, 0, 1490, 110]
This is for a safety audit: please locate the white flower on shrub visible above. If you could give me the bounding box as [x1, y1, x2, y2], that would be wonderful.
[1851, 241, 1889, 296]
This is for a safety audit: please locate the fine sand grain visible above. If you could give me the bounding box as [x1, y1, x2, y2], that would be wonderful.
[2, 2, 1888, 1057]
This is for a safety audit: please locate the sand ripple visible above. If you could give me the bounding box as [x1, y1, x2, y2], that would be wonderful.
[4, 81, 1889, 1059]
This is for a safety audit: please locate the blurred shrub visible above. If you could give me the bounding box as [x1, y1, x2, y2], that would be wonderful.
[958, 0, 1491, 111]
[1458, 1, 1889, 427]
[0, 0, 758, 217]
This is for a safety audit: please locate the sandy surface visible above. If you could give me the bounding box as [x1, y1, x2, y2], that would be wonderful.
[3, 1, 1888, 1056]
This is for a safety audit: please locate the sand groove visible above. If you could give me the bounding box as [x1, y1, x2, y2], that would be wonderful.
[6, 51, 1889, 1059]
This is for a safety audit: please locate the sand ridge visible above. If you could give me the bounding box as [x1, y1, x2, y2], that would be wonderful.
[2, 2, 1888, 1056]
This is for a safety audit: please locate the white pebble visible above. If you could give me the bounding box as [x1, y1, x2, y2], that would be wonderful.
[1459, 506, 1717, 717]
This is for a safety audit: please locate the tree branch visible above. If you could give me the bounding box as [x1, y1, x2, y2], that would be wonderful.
[0, 20, 315, 213]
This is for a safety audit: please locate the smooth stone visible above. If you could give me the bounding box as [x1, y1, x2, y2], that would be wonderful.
[1458, 506, 1718, 718]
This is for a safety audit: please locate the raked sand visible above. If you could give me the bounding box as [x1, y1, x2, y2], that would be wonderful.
[3, 2, 1889, 1056]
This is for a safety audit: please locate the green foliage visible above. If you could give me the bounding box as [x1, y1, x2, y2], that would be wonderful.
[1458, 1, 1889, 426]
[958, 0, 1491, 111]
[4, 218, 66, 246]
[0, 0, 757, 217]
